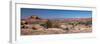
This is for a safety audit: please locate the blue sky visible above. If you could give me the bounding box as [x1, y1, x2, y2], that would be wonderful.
[21, 8, 92, 19]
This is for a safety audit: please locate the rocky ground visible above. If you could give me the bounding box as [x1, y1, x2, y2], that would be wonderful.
[21, 16, 92, 35]
[21, 27, 92, 35]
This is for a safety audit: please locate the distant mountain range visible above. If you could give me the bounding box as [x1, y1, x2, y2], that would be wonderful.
[49, 18, 91, 20]
[48, 18, 92, 22]
[21, 16, 92, 22]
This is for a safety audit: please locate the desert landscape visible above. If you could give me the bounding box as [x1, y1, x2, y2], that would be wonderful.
[21, 15, 92, 35]
[21, 8, 92, 35]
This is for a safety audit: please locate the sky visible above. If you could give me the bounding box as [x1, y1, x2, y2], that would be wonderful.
[21, 8, 92, 19]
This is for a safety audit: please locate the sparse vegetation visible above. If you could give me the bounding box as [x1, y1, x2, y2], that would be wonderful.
[21, 16, 92, 35]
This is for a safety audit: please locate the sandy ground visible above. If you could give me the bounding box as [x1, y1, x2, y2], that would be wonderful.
[21, 27, 92, 35]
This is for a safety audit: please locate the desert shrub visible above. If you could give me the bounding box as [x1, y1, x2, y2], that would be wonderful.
[52, 24, 59, 28]
[68, 22, 78, 26]
[78, 21, 92, 25]
[40, 23, 48, 28]
[78, 22, 85, 24]
[46, 20, 52, 28]
[85, 21, 92, 25]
